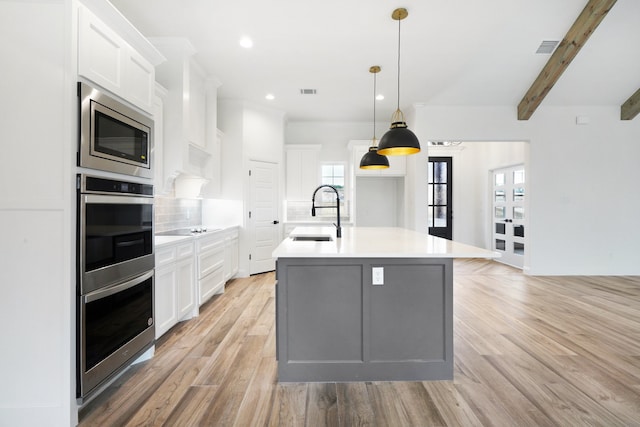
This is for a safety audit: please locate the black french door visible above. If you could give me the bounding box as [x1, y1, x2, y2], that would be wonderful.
[428, 157, 453, 240]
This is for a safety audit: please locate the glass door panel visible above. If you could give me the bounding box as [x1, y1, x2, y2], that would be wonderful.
[492, 164, 526, 269]
[428, 157, 453, 240]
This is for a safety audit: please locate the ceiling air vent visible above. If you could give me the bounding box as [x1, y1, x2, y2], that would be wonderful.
[535, 40, 559, 54]
[300, 89, 317, 95]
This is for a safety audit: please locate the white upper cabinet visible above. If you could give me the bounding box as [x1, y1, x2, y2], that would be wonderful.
[188, 60, 207, 148]
[285, 145, 320, 200]
[350, 141, 406, 177]
[151, 38, 221, 195]
[77, 5, 155, 113]
[125, 47, 156, 111]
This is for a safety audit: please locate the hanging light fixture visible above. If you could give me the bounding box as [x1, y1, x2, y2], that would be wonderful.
[360, 66, 390, 170]
[377, 7, 421, 156]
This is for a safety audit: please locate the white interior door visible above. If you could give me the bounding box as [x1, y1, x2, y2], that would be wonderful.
[492, 165, 526, 269]
[249, 160, 279, 274]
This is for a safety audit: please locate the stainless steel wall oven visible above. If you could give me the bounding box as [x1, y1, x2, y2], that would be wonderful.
[76, 174, 155, 401]
[78, 82, 154, 179]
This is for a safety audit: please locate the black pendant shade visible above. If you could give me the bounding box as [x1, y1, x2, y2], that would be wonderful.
[359, 65, 390, 170]
[378, 120, 421, 156]
[360, 146, 390, 169]
[379, 8, 420, 157]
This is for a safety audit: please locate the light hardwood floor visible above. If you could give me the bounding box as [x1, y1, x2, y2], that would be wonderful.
[79, 259, 640, 426]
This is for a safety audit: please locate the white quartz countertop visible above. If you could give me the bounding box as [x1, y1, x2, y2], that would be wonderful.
[154, 225, 239, 248]
[154, 235, 193, 246]
[273, 226, 501, 259]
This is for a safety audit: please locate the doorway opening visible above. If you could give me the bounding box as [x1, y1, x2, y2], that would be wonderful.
[248, 160, 279, 275]
[428, 157, 453, 240]
[491, 164, 526, 269]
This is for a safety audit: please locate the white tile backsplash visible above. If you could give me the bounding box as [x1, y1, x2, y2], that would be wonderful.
[154, 196, 202, 232]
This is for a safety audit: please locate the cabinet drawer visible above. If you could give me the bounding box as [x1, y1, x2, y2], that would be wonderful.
[197, 235, 224, 252]
[198, 247, 224, 279]
[199, 266, 224, 305]
[155, 246, 176, 267]
[176, 242, 194, 259]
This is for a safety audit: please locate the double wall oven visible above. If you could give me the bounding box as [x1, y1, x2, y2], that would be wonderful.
[76, 174, 155, 401]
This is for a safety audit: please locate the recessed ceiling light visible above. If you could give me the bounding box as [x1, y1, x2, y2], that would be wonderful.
[239, 36, 253, 48]
[265, 94, 275, 100]
[376, 94, 384, 101]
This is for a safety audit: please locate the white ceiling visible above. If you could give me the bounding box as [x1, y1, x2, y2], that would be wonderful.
[110, 0, 640, 122]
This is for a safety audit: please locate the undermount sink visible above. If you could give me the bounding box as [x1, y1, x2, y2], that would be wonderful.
[291, 235, 333, 242]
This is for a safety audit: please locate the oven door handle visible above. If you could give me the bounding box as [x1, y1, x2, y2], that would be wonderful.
[84, 270, 153, 303]
[83, 194, 154, 205]
[116, 238, 145, 248]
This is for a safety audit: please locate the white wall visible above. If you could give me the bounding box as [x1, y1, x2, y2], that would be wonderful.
[286, 121, 373, 164]
[355, 177, 404, 227]
[413, 105, 640, 275]
[218, 100, 286, 277]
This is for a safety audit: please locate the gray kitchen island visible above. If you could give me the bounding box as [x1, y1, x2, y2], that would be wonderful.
[272, 226, 499, 382]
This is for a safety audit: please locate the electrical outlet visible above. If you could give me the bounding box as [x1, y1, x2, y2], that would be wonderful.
[372, 267, 384, 285]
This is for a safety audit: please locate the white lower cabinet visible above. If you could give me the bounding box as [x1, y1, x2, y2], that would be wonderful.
[155, 227, 240, 338]
[155, 240, 196, 338]
[176, 256, 196, 319]
[224, 228, 240, 281]
[155, 265, 178, 338]
[197, 233, 226, 305]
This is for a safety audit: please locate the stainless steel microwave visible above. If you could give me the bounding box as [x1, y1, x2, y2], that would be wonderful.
[78, 82, 154, 179]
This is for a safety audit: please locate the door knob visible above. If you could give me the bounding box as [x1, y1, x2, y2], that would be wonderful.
[273, 220, 280, 224]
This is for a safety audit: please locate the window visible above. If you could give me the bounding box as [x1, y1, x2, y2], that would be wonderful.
[320, 163, 345, 201]
[316, 163, 347, 217]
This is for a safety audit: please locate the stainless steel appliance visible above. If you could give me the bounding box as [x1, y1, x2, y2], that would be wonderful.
[78, 82, 154, 178]
[77, 174, 154, 294]
[77, 174, 155, 401]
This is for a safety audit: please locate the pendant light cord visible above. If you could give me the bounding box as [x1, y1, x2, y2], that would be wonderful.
[396, 16, 401, 113]
[373, 70, 377, 142]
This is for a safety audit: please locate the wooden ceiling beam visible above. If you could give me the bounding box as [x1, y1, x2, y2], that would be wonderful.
[621, 88, 640, 120]
[517, 0, 617, 120]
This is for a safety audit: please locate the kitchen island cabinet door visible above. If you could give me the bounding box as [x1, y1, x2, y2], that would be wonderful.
[276, 257, 453, 382]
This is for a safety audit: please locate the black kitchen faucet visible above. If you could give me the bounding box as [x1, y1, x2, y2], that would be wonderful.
[311, 185, 342, 238]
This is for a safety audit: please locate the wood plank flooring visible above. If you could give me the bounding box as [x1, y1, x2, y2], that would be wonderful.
[79, 259, 640, 426]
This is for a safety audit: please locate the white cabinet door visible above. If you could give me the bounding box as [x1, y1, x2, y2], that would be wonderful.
[188, 61, 207, 148]
[77, 6, 155, 113]
[224, 230, 240, 280]
[230, 237, 239, 277]
[155, 265, 178, 338]
[78, 7, 125, 93]
[124, 47, 155, 113]
[176, 256, 195, 320]
[286, 146, 320, 200]
[155, 240, 195, 336]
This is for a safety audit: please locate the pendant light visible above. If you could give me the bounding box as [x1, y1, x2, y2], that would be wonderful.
[377, 8, 421, 156]
[360, 66, 390, 170]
